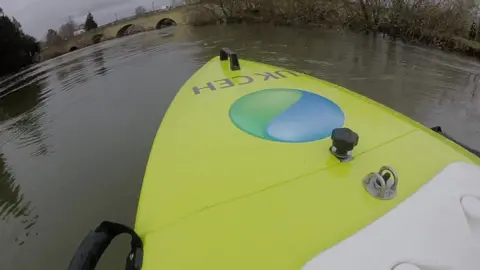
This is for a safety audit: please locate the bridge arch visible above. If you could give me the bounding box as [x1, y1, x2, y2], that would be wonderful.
[117, 24, 146, 37]
[92, 34, 103, 44]
[69, 46, 79, 52]
[117, 24, 134, 37]
[156, 18, 176, 29]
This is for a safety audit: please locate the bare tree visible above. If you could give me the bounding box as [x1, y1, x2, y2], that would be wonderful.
[58, 18, 78, 38]
[135, 6, 147, 15]
[0, 7, 4, 16]
[45, 29, 62, 46]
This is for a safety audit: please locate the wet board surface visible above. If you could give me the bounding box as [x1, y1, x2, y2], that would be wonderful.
[135, 56, 480, 270]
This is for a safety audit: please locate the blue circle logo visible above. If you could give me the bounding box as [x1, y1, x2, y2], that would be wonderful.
[229, 89, 345, 142]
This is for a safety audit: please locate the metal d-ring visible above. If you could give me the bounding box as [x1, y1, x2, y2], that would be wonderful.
[363, 166, 398, 200]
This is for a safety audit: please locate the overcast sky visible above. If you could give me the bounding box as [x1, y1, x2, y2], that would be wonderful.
[0, 0, 179, 39]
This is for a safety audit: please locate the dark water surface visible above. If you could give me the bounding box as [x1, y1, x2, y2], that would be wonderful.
[1, 25, 480, 269]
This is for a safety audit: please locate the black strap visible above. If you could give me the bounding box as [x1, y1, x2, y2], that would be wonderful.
[68, 221, 143, 270]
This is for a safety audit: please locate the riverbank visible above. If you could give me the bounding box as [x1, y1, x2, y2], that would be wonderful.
[38, 0, 480, 63]
[187, 0, 480, 61]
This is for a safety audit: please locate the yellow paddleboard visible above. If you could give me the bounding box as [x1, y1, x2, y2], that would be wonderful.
[135, 49, 480, 270]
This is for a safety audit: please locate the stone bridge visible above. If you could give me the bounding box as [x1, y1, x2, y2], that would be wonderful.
[61, 6, 191, 52]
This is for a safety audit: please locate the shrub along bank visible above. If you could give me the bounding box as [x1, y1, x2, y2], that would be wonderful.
[187, 0, 480, 58]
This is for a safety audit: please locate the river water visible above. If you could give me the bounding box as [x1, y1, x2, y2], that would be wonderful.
[1, 25, 480, 270]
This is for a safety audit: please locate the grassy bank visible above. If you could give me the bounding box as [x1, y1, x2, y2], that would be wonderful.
[188, 0, 480, 58]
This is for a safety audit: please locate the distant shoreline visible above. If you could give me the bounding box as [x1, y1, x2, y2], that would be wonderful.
[39, 0, 480, 64]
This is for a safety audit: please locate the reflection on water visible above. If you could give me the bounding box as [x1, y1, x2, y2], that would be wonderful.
[0, 153, 31, 221]
[91, 49, 107, 76]
[56, 57, 88, 91]
[0, 69, 44, 249]
[0, 72, 51, 156]
[0, 69, 46, 121]
[0, 25, 480, 269]
[0, 152, 37, 246]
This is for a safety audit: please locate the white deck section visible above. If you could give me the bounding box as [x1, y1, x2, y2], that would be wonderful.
[303, 162, 480, 270]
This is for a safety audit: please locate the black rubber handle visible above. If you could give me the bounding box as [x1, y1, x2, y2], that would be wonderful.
[68, 221, 143, 270]
[220, 48, 240, 71]
[68, 230, 112, 270]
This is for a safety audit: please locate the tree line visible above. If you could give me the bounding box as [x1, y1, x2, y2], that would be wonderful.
[45, 12, 98, 46]
[0, 7, 40, 77]
[188, 0, 478, 42]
